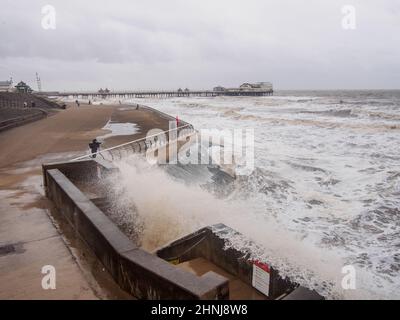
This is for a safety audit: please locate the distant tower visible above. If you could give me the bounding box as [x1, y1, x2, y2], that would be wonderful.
[35, 72, 42, 92]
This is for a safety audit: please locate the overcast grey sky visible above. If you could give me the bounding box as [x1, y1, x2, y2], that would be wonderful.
[0, 0, 399, 91]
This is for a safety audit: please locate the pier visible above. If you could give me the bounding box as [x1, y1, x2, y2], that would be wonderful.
[39, 88, 273, 99]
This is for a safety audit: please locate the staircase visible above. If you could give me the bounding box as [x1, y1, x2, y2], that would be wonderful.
[0, 92, 65, 132]
[0, 92, 63, 109]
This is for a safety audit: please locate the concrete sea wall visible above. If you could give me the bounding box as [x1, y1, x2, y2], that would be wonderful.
[42, 160, 229, 299]
[0, 109, 47, 133]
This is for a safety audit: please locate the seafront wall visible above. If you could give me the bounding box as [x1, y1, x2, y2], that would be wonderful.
[156, 224, 295, 299]
[0, 92, 66, 133]
[0, 109, 47, 133]
[42, 160, 229, 299]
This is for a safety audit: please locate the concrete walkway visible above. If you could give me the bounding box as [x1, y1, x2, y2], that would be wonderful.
[0, 189, 97, 299]
[0, 103, 170, 299]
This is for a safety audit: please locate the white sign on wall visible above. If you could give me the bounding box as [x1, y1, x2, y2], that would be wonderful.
[252, 261, 270, 297]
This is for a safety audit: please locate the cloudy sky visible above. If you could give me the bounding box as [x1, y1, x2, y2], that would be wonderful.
[0, 0, 399, 91]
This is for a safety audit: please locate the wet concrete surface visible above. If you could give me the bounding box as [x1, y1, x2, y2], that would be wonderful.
[0, 188, 96, 299]
[0, 104, 165, 299]
[177, 257, 267, 300]
[0, 159, 133, 299]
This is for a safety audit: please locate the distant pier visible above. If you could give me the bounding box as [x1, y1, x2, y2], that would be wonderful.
[40, 88, 273, 99]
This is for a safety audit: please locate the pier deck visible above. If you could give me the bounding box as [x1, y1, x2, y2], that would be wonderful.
[40, 89, 273, 99]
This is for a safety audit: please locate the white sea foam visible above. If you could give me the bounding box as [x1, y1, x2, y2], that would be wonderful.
[102, 91, 400, 299]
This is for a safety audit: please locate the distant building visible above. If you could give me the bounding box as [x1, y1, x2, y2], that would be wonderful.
[98, 88, 110, 94]
[239, 83, 253, 89]
[0, 80, 13, 92]
[213, 86, 226, 92]
[239, 82, 273, 90]
[215, 82, 273, 96]
[15, 81, 33, 93]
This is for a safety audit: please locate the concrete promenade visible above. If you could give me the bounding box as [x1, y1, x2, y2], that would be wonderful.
[0, 102, 171, 299]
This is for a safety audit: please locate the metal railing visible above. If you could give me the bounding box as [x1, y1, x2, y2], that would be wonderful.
[71, 123, 196, 162]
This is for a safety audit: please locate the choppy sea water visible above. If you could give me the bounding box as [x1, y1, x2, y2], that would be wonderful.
[108, 91, 400, 299]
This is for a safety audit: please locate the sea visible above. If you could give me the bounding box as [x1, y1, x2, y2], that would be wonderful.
[97, 90, 400, 299]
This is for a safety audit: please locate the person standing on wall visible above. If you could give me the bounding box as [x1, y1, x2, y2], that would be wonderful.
[89, 139, 101, 158]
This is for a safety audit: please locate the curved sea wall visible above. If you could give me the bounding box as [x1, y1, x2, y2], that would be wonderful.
[42, 159, 229, 299]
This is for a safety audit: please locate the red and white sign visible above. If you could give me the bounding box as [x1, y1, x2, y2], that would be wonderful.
[252, 261, 270, 297]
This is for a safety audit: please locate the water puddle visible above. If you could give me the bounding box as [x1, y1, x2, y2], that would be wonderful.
[98, 120, 139, 140]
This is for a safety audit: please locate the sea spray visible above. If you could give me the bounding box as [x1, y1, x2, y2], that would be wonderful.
[90, 91, 400, 299]
[107, 154, 388, 299]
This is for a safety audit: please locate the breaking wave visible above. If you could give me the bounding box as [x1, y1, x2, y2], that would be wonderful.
[108, 155, 399, 299]
[102, 90, 400, 299]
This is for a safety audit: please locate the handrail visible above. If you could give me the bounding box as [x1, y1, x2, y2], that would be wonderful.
[71, 123, 195, 162]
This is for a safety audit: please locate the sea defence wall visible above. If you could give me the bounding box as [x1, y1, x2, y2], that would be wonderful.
[42, 160, 229, 299]
[155, 224, 290, 299]
[0, 109, 47, 132]
[0, 92, 64, 110]
[42, 159, 324, 300]
[0, 92, 65, 132]
[156, 225, 324, 300]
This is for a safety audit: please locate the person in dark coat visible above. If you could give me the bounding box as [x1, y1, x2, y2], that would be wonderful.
[89, 139, 101, 158]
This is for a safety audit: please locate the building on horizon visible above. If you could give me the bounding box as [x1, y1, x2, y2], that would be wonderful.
[239, 82, 273, 90]
[98, 88, 110, 94]
[14, 81, 33, 93]
[213, 86, 226, 92]
[213, 82, 273, 92]
[0, 80, 14, 92]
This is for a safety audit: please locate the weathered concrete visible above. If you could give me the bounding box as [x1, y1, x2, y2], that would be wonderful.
[42, 159, 117, 189]
[0, 110, 47, 133]
[176, 257, 267, 300]
[0, 189, 98, 300]
[0, 103, 179, 299]
[156, 224, 296, 299]
[43, 161, 229, 299]
[282, 286, 324, 300]
[41, 159, 325, 300]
